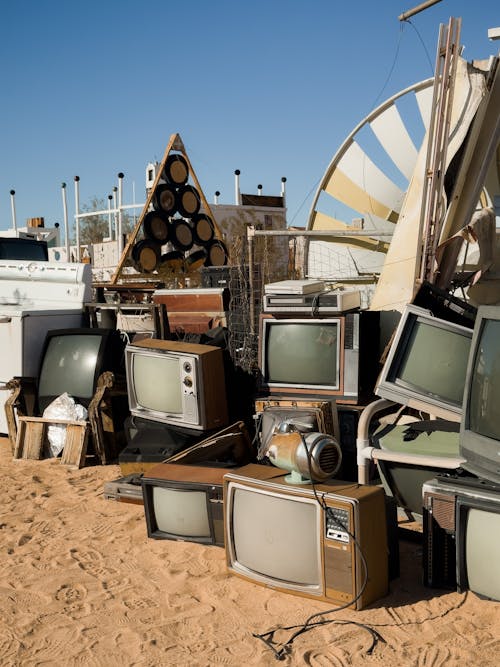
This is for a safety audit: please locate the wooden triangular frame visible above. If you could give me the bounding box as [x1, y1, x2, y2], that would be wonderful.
[110, 132, 222, 285]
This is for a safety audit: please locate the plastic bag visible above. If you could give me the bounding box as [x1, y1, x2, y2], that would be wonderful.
[42, 392, 88, 458]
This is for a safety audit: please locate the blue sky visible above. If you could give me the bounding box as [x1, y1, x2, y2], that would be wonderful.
[0, 1, 498, 236]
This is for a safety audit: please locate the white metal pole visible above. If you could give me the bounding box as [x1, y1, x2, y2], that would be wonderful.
[234, 170, 241, 205]
[9, 190, 17, 233]
[118, 172, 124, 254]
[112, 187, 118, 241]
[74, 176, 80, 262]
[61, 182, 70, 259]
[107, 195, 113, 240]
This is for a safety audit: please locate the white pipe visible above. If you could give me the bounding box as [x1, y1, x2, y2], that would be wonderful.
[61, 182, 70, 259]
[107, 195, 113, 240]
[356, 398, 396, 484]
[112, 187, 118, 241]
[214, 190, 220, 204]
[281, 177, 287, 208]
[74, 176, 80, 262]
[234, 170, 241, 205]
[257, 184, 262, 196]
[9, 190, 17, 233]
[360, 446, 465, 469]
[117, 173, 124, 254]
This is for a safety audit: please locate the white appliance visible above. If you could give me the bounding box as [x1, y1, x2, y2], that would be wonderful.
[0, 260, 92, 434]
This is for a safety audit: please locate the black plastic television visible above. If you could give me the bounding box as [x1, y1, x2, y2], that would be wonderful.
[375, 305, 473, 422]
[0, 236, 48, 261]
[459, 305, 500, 485]
[37, 328, 126, 414]
[141, 462, 226, 546]
[456, 493, 500, 601]
[258, 311, 380, 405]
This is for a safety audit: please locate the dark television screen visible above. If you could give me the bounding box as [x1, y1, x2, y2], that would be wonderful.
[0, 237, 48, 261]
[461, 309, 500, 484]
[37, 328, 125, 414]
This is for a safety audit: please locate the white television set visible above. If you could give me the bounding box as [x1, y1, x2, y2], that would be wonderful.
[375, 305, 473, 421]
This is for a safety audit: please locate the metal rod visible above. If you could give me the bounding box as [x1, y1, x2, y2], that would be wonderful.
[247, 228, 393, 238]
[61, 182, 70, 259]
[74, 176, 80, 262]
[9, 190, 17, 233]
[398, 0, 442, 22]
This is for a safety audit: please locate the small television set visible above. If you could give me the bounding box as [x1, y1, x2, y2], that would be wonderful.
[456, 492, 500, 601]
[459, 305, 500, 485]
[141, 462, 226, 546]
[223, 463, 389, 609]
[375, 305, 473, 421]
[37, 328, 126, 414]
[125, 338, 228, 431]
[258, 311, 380, 405]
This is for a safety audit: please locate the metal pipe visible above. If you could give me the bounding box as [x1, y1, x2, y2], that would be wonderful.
[248, 228, 393, 238]
[361, 446, 465, 469]
[117, 172, 124, 254]
[234, 169, 241, 205]
[398, 0, 442, 22]
[74, 176, 80, 262]
[61, 182, 70, 259]
[107, 195, 113, 240]
[356, 398, 395, 484]
[112, 187, 118, 241]
[9, 190, 17, 233]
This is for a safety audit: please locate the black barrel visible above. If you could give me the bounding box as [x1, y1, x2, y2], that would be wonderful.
[143, 210, 170, 244]
[185, 247, 208, 272]
[162, 154, 189, 186]
[204, 239, 229, 267]
[176, 184, 201, 218]
[170, 218, 194, 251]
[160, 249, 184, 271]
[154, 183, 177, 215]
[132, 239, 161, 273]
[191, 213, 215, 245]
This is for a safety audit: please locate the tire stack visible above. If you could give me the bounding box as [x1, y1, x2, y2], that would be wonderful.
[131, 153, 228, 274]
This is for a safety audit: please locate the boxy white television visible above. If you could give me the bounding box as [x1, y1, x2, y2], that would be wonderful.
[125, 338, 229, 431]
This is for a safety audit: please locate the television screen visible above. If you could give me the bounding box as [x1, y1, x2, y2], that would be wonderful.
[37, 328, 125, 414]
[132, 353, 183, 414]
[460, 306, 500, 484]
[125, 338, 228, 431]
[457, 496, 500, 601]
[141, 462, 226, 545]
[231, 484, 320, 586]
[376, 305, 473, 421]
[224, 463, 389, 609]
[264, 320, 340, 389]
[152, 486, 211, 539]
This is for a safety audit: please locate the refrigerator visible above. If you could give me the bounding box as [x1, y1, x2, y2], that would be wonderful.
[0, 260, 92, 434]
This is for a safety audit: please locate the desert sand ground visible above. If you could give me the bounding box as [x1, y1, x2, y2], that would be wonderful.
[0, 436, 499, 666]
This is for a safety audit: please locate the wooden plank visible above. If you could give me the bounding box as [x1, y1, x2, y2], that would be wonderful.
[14, 418, 45, 460]
[60, 423, 89, 469]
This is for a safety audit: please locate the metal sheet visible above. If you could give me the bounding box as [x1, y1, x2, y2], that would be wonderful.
[370, 104, 419, 180]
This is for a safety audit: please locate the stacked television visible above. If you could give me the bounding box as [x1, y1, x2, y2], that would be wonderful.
[421, 305, 500, 601]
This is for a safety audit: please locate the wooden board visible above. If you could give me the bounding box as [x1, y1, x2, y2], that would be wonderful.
[13, 416, 89, 468]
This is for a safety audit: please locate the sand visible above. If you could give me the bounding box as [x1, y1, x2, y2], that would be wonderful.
[1, 436, 499, 667]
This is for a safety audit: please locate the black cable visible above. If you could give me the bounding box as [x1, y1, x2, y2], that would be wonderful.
[253, 426, 381, 660]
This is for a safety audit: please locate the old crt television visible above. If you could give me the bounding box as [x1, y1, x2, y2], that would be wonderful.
[460, 305, 500, 484]
[141, 462, 226, 546]
[375, 305, 473, 421]
[258, 311, 380, 404]
[223, 464, 388, 609]
[125, 338, 228, 431]
[37, 328, 125, 414]
[456, 491, 500, 601]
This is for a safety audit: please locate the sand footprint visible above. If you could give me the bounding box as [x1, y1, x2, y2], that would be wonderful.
[55, 582, 87, 605]
[70, 547, 113, 578]
[417, 644, 452, 667]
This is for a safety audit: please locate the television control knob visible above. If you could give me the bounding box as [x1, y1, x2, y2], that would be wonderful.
[183, 362, 192, 373]
[183, 376, 193, 388]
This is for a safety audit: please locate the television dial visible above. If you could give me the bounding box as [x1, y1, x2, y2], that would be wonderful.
[183, 376, 193, 388]
[183, 362, 192, 373]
